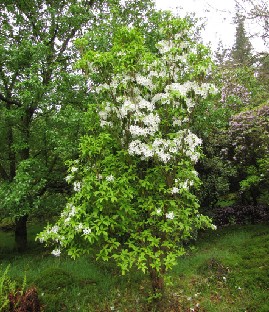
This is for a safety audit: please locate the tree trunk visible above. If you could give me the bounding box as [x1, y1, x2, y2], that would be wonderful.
[14, 108, 32, 252]
[150, 268, 165, 295]
[15, 215, 28, 252]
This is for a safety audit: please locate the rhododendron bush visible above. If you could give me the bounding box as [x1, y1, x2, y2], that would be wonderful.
[229, 104, 269, 205]
[38, 16, 217, 294]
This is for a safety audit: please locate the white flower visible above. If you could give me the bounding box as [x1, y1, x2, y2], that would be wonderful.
[74, 181, 81, 192]
[100, 120, 113, 128]
[83, 228, 91, 235]
[166, 211, 175, 220]
[65, 175, 73, 182]
[65, 217, 71, 223]
[156, 208, 162, 215]
[106, 175, 115, 182]
[71, 166, 78, 173]
[51, 225, 59, 234]
[212, 224, 217, 230]
[51, 248, 61, 257]
[135, 74, 153, 90]
[69, 204, 76, 217]
[75, 223, 84, 231]
[171, 187, 179, 194]
[157, 40, 173, 54]
[129, 125, 149, 137]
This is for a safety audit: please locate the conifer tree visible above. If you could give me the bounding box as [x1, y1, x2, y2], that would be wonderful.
[231, 9, 252, 66]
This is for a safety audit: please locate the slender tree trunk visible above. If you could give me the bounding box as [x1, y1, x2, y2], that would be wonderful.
[149, 267, 165, 295]
[14, 108, 32, 252]
[15, 215, 28, 252]
[149, 268, 165, 311]
[7, 124, 16, 179]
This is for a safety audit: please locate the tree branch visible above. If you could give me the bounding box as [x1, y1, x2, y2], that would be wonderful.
[0, 162, 9, 181]
[0, 92, 21, 107]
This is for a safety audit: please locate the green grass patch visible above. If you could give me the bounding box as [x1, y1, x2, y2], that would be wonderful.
[0, 223, 268, 311]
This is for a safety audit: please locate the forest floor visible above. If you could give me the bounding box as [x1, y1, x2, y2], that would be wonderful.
[0, 223, 268, 311]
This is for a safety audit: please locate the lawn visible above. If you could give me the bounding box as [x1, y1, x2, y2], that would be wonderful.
[0, 223, 268, 311]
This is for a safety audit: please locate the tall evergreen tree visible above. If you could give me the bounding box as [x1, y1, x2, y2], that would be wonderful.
[231, 10, 252, 66]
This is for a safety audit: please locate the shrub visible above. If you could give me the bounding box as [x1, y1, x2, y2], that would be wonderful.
[0, 265, 16, 311]
[213, 204, 269, 226]
[8, 287, 41, 312]
[34, 267, 74, 292]
[0, 265, 41, 312]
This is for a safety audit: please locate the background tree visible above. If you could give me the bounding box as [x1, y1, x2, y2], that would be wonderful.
[0, 0, 155, 251]
[191, 3, 268, 213]
[235, 0, 269, 47]
[228, 104, 269, 206]
[231, 9, 253, 66]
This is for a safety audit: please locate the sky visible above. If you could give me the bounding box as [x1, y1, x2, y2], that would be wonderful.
[154, 0, 266, 52]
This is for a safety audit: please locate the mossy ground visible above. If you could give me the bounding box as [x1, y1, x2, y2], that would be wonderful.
[0, 223, 268, 311]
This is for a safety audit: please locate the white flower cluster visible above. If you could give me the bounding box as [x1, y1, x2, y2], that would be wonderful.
[74, 181, 81, 192]
[171, 187, 179, 194]
[129, 113, 160, 137]
[128, 129, 201, 163]
[71, 166, 78, 173]
[65, 175, 73, 182]
[89, 30, 216, 166]
[166, 211, 175, 220]
[83, 227, 91, 235]
[171, 178, 194, 194]
[60, 203, 77, 224]
[51, 225, 59, 234]
[157, 40, 173, 54]
[135, 74, 154, 90]
[75, 223, 84, 232]
[165, 81, 217, 100]
[106, 174, 115, 182]
[51, 248, 61, 257]
[178, 179, 194, 190]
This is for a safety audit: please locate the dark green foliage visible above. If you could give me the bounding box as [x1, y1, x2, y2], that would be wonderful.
[0, 0, 157, 252]
[213, 204, 269, 226]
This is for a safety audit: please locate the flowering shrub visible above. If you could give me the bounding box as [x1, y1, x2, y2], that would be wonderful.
[38, 16, 217, 295]
[213, 204, 269, 226]
[229, 104, 269, 204]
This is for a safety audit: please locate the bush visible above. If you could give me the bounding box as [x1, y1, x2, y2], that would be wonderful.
[0, 265, 41, 312]
[8, 287, 41, 312]
[0, 265, 16, 311]
[213, 204, 269, 226]
[34, 267, 74, 292]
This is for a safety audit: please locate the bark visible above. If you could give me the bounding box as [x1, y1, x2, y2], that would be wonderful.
[149, 268, 165, 295]
[15, 215, 28, 252]
[14, 108, 32, 252]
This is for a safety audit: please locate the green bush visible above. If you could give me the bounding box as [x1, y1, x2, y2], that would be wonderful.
[34, 267, 75, 292]
[0, 265, 16, 311]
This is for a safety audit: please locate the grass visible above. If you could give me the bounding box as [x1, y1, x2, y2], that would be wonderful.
[0, 223, 268, 311]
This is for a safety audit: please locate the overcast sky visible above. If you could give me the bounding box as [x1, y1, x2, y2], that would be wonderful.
[154, 0, 266, 52]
